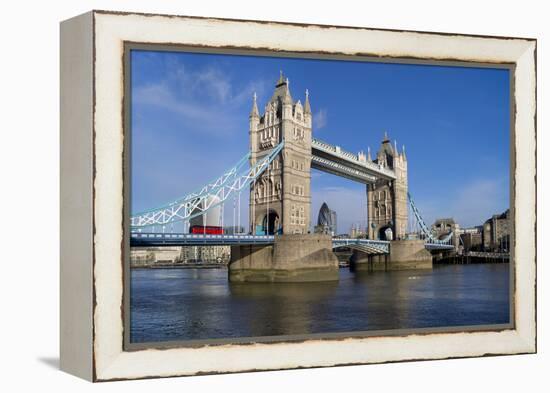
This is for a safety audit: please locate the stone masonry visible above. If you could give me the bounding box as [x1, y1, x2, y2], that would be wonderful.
[249, 72, 312, 235]
[367, 133, 408, 240]
[229, 234, 339, 282]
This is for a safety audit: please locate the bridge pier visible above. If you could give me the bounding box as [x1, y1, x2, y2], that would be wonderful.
[350, 253, 389, 271]
[351, 239, 432, 271]
[229, 234, 339, 282]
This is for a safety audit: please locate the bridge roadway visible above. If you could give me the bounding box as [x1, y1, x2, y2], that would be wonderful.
[130, 233, 392, 254]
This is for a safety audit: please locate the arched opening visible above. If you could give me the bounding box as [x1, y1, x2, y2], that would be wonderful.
[379, 225, 393, 241]
[261, 210, 280, 235]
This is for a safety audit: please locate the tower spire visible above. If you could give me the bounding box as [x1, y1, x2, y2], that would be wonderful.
[367, 146, 372, 161]
[304, 88, 311, 114]
[250, 91, 259, 118]
[402, 145, 407, 160]
[276, 70, 285, 86]
[383, 131, 389, 142]
[282, 76, 292, 104]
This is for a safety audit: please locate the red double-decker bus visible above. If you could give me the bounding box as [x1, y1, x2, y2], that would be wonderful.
[189, 225, 224, 235]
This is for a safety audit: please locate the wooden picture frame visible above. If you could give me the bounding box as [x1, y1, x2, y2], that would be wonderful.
[60, 10, 536, 381]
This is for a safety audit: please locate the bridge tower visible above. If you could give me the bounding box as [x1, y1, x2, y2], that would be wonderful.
[249, 72, 312, 235]
[367, 133, 408, 240]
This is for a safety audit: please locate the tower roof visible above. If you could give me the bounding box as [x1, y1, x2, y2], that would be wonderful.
[379, 132, 394, 156]
[270, 71, 293, 104]
[373, 132, 395, 168]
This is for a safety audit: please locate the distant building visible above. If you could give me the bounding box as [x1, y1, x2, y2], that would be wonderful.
[224, 226, 245, 235]
[130, 248, 154, 266]
[316, 202, 337, 235]
[457, 226, 483, 252]
[482, 209, 510, 252]
[131, 245, 231, 266]
[350, 224, 367, 239]
[182, 245, 231, 264]
[130, 247, 182, 266]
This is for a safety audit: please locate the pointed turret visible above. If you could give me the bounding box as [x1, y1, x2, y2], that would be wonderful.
[282, 85, 293, 105]
[276, 70, 285, 86]
[304, 89, 311, 114]
[401, 145, 407, 161]
[367, 146, 372, 161]
[250, 92, 259, 118]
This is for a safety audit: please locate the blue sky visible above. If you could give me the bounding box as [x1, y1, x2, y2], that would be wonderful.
[131, 49, 510, 233]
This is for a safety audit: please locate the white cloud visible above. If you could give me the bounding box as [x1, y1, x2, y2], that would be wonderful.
[414, 177, 509, 228]
[448, 178, 508, 227]
[133, 63, 271, 137]
[313, 108, 328, 130]
[134, 83, 217, 124]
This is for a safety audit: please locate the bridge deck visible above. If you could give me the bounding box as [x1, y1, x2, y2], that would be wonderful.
[130, 233, 451, 254]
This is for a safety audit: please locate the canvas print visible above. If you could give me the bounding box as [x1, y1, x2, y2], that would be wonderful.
[128, 48, 511, 345]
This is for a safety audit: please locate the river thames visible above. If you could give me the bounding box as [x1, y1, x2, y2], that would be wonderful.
[130, 264, 510, 343]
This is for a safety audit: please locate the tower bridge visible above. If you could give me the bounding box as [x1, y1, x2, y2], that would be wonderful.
[131, 72, 454, 281]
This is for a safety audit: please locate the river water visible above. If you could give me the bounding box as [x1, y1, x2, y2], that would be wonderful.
[130, 264, 510, 344]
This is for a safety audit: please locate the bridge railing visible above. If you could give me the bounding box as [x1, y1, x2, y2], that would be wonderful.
[130, 232, 276, 245]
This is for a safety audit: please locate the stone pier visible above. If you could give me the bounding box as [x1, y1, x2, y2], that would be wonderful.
[351, 239, 432, 271]
[229, 234, 339, 282]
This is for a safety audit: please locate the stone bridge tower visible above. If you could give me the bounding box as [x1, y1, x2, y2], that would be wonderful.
[367, 133, 408, 240]
[249, 72, 312, 235]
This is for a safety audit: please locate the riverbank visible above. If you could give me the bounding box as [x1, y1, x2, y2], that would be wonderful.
[131, 263, 227, 269]
[434, 255, 510, 264]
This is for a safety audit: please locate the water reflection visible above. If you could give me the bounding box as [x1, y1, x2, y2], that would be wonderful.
[229, 281, 339, 336]
[130, 264, 510, 343]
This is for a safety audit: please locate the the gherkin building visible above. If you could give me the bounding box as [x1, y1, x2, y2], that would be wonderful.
[317, 202, 337, 235]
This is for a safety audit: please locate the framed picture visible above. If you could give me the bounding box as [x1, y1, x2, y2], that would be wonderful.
[60, 10, 536, 381]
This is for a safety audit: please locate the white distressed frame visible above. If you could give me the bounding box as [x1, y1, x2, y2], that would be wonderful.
[61, 10, 536, 381]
